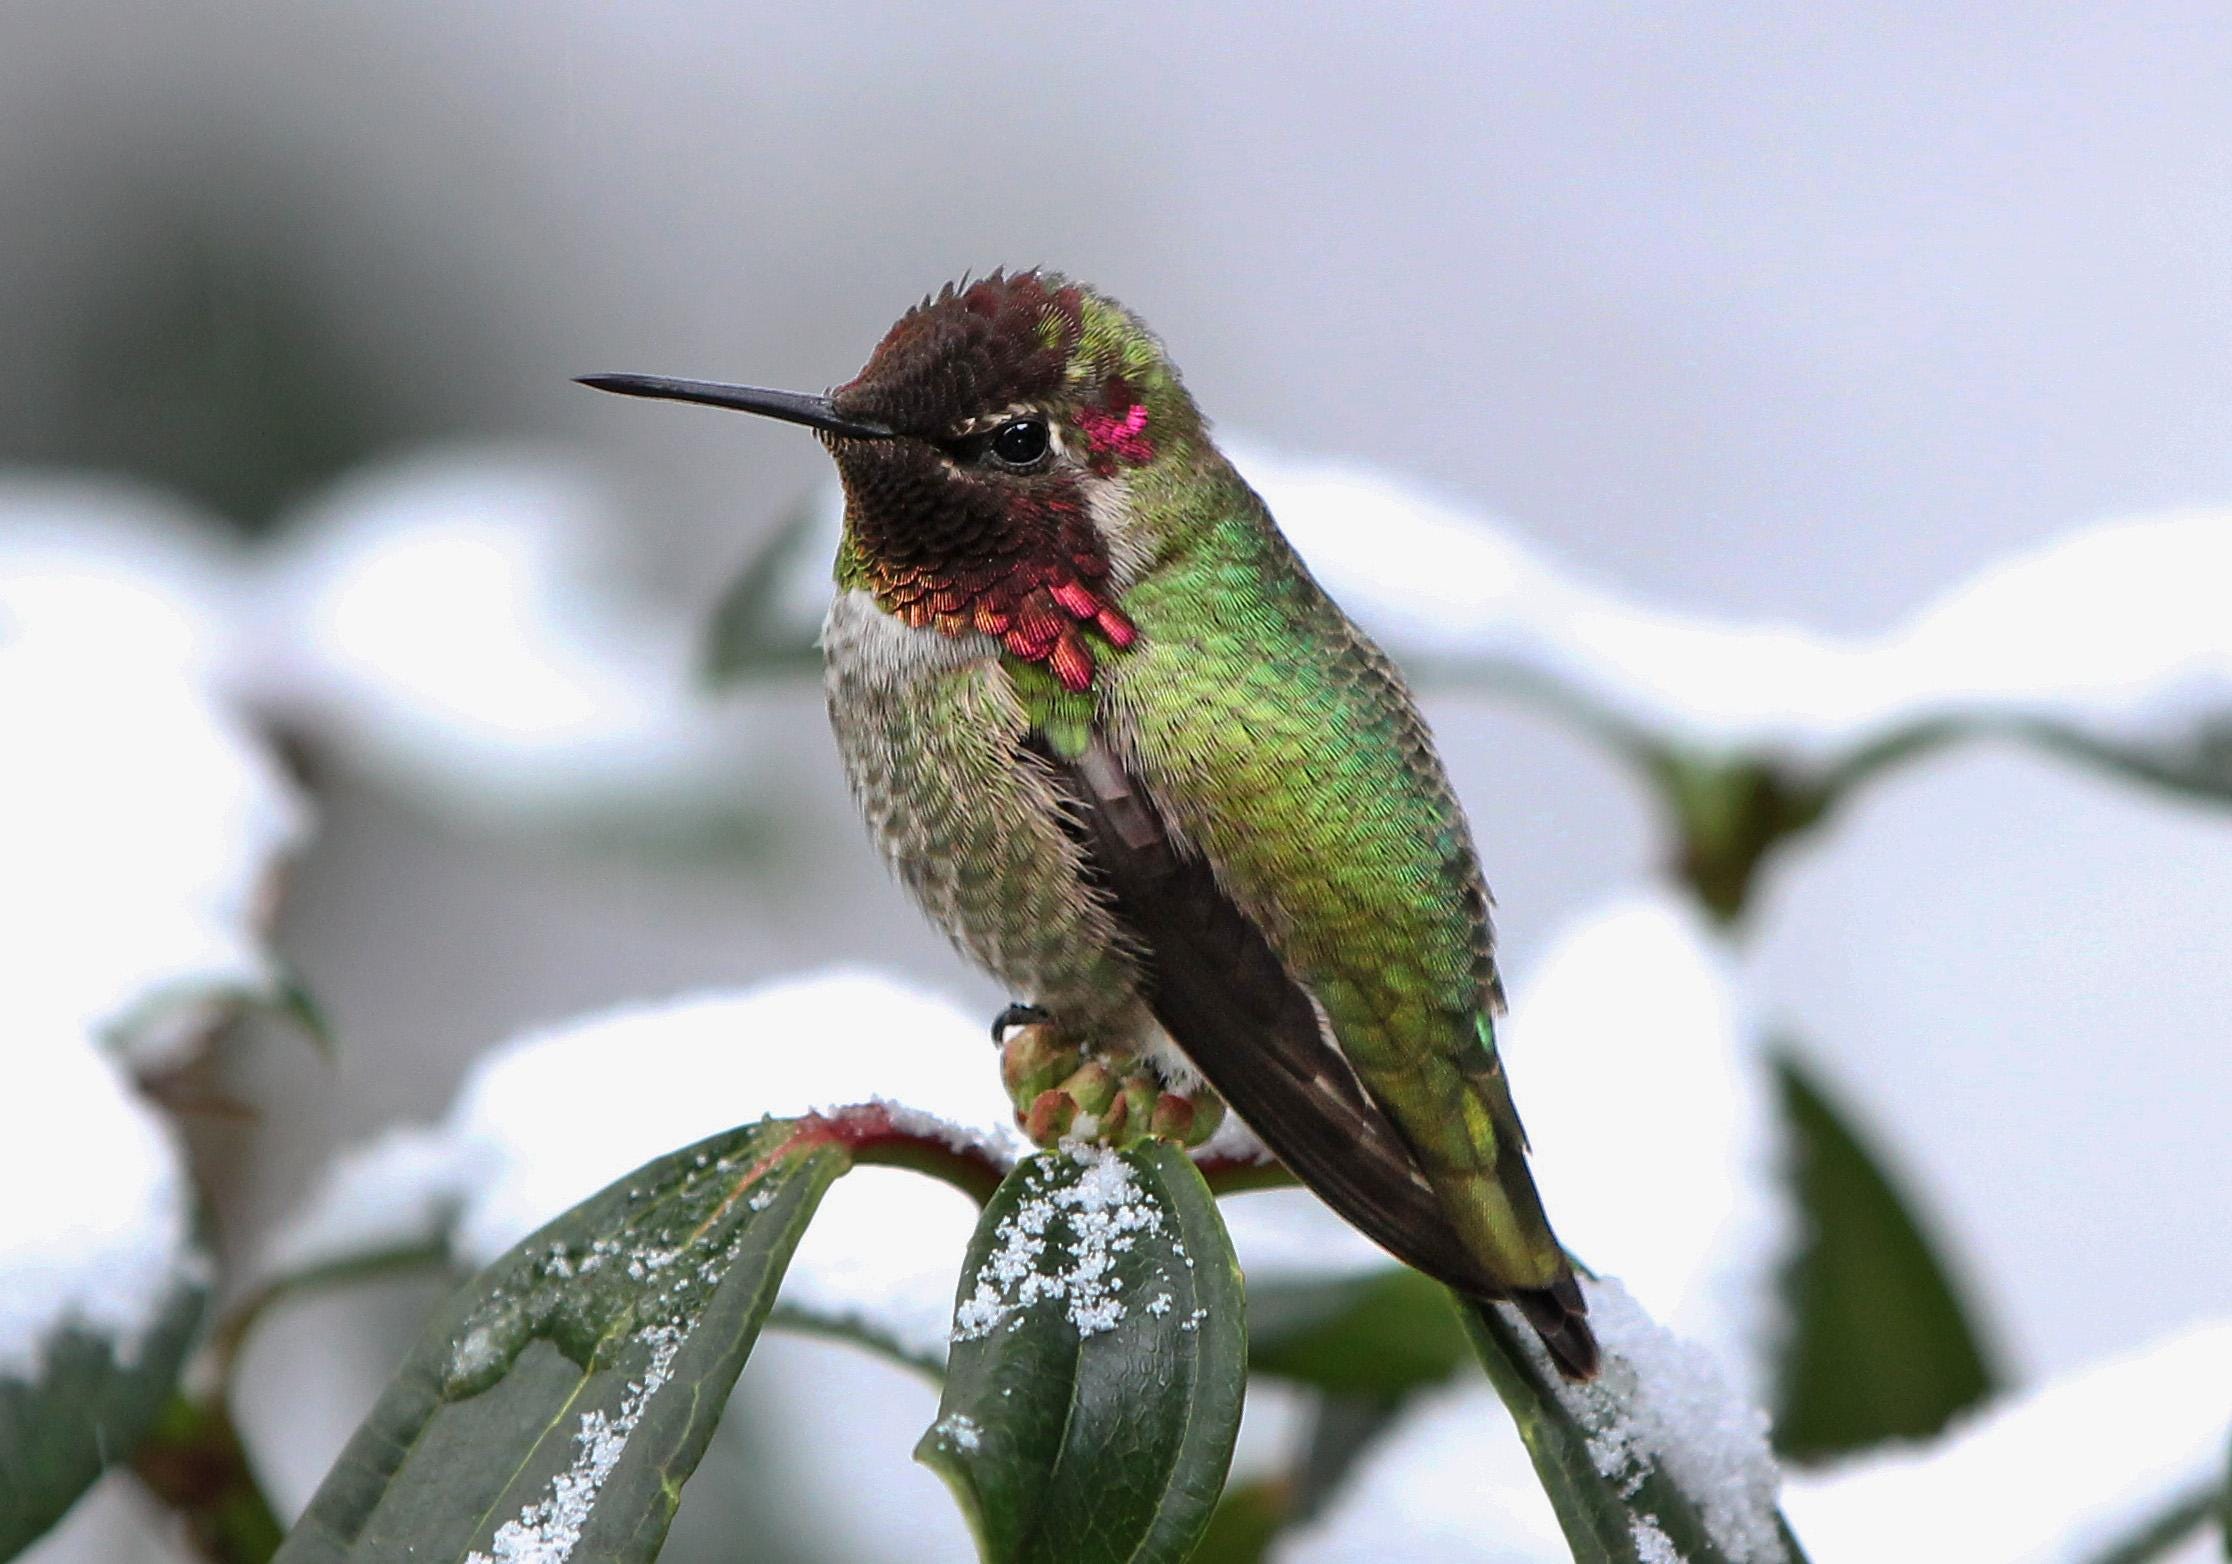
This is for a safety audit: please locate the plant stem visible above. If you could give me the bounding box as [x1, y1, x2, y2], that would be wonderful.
[131, 1394, 284, 1564]
[799, 1103, 1010, 1204]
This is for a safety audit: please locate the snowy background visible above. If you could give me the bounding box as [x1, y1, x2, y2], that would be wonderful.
[6, 5, 2232, 1561]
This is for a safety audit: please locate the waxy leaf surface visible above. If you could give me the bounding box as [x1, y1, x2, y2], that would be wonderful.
[275, 1115, 844, 1564]
[0, 1270, 208, 1561]
[918, 1142, 1246, 1564]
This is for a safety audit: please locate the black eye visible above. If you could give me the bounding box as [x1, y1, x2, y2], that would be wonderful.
[988, 417, 1050, 468]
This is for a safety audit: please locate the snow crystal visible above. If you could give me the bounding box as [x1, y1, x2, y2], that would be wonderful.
[0, 488, 285, 1379]
[1631, 1517, 1682, 1564]
[0, 1024, 199, 1382]
[932, 1412, 981, 1452]
[952, 1143, 1165, 1341]
[1783, 1319, 2232, 1563]
[466, 1319, 689, 1564]
[1534, 1279, 1786, 1564]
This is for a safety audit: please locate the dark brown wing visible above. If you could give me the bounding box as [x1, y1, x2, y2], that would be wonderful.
[1042, 736, 1598, 1377]
[1039, 736, 1491, 1292]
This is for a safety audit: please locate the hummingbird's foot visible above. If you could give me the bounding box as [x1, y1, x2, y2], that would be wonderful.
[989, 1001, 1053, 1043]
[1001, 1026, 1227, 1150]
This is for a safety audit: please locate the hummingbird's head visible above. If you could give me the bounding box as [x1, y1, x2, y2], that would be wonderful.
[581, 270, 1202, 690]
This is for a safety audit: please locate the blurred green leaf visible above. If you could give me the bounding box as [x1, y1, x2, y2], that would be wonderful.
[1249, 1265, 1468, 1396]
[699, 494, 828, 686]
[1185, 1477, 1289, 1564]
[1461, 1298, 1812, 1563]
[1772, 1052, 1999, 1460]
[1649, 752, 1834, 925]
[919, 1143, 1246, 1564]
[0, 1264, 210, 1560]
[2022, 718, 2232, 814]
[275, 1115, 845, 1564]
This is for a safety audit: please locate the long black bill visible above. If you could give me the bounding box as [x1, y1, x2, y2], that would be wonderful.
[574, 373, 896, 439]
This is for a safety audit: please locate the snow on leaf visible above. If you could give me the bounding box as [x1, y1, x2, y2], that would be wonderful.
[0, 1024, 201, 1384]
[0, 476, 244, 687]
[1537, 1280, 1788, 1564]
[464, 1320, 689, 1564]
[930, 1412, 982, 1453]
[250, 450, 765, 820]
[0, 500, 309, 1069]
[441, 971, 1021, 1266]
[1782, 1319, 2232, 1563]
[272, 970, 1017, 1371]
[1286, 1279, 1790, 1564]
[950, 1142, 1166, 1342]
[1258, 449, 2232, 796]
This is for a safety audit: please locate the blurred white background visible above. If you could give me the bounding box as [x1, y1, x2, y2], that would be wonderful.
[7, 4, 2232, 1559]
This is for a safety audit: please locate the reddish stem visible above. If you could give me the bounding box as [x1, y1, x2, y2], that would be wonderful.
[791, 1104, 1011, 1205]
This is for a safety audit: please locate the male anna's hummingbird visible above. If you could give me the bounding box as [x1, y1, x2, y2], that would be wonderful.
[582, 271, 1598, 1378]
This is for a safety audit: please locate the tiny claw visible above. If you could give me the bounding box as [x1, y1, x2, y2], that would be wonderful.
[990, 1002, 1052, 1043]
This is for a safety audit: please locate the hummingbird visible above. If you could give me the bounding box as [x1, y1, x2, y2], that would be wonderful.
[581, 271, 1598, 1378]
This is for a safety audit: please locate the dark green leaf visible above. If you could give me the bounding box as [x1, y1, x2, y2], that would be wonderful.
[1461, 1293, 1812, 1564]
[276, 1115, 846, 1564]
[0, 1267, 209, 1561]
[919, 1143, 1246, 1564]
[1249, 1265, 1467, 1396]
[1773, 1053, 1998, 1459]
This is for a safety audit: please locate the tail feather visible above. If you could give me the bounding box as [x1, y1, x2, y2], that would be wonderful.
[1508, 1274, 1600, 1381]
